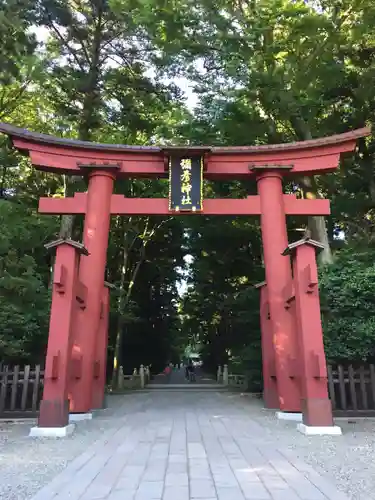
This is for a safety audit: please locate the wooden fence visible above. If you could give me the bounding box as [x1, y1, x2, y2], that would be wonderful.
[2, 362, 375, 418]
[224, 363, 375, 417]
[0, 364, 44, 418]
[0, 363, 150, 417]
[328, 364, 375, 416]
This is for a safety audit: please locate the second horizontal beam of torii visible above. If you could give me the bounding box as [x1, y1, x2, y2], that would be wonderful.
[39, 193, 330, 216]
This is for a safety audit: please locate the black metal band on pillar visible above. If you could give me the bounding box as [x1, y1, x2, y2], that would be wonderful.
[169, 155, 203, 212]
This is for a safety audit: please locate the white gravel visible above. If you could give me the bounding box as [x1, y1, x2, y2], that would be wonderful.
[0, 393, 149, 500]
[1, 392, 374, 500]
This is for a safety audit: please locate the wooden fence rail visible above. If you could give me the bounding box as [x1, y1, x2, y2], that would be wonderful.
[0, 365, 44, 417]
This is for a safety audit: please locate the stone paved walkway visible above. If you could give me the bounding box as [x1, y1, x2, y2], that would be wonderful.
[30, 391, 350, 500]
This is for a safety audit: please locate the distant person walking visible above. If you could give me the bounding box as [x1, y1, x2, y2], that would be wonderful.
[164, 363, 172, 383]
[186, 358, 195, 382]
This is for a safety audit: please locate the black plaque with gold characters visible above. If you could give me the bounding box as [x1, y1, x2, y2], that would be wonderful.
[169, 155, 203, 212]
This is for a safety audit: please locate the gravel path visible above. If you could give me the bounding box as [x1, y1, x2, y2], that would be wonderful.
[0, 394, 149, 500]
[0, 391, 374, 500]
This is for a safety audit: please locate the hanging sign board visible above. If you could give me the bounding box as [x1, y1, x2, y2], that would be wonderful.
[169, 155, 203, 212]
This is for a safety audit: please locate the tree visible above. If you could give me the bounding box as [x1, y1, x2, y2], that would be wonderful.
[142, 0, 375, 263]
[320, 245, 375, 362]
[0, 0, 40, 119]
[35, 0, 186, 237]
[0, 200, 58, 362]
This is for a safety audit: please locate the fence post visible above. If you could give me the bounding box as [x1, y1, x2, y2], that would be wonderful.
[0, 367, 8, 413]
[223, 365, 229, 385]
[21, 365, 31, 411]
[118, 366, 124, 390]
[140, 365, 145, 389]
[217, 365, 222, 383]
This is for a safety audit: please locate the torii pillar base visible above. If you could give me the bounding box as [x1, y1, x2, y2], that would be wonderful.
[297, 423, 342, 436]
[69, 412, 93, 422]
[284, 238, 341, 435]
[29, 424, 75, 438]
[276, 411, 302, 422]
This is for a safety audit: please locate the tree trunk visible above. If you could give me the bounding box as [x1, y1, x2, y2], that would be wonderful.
[299, 176, 333, 265]
[111, 218, 149, 387]
[78, 8, 103, 141]
[58, 5, 104, 239]
[111, 218, 131, 387]
[290, 116, 334, 265]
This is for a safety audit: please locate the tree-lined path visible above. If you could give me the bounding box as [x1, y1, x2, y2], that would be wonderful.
[29, 391, 350, 500]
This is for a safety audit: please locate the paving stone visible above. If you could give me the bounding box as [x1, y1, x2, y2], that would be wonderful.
[107, 490, 136, 500]
[165, 472, 189, 486]
[189, 467, 213, 480]
[142, 465, 167, 481]
[166, 462, 187, 473]
[135, 480, 164, 499]
[188, 443, 207, 459]
[261, 477, 288, 490]
[216, 487, 245, 500]
[234, 469, 262, 483]
[190, 478, 217, 498]
[162, 485, 189, 500]
[267, 489, 301, 500]
[119, 465, 146, 478]
[212, 471, 239, 488]
[116, 475, 143, 491]
[240, 482, 271, 499]
[168, 454, 187, 464]
[81, 451, 127, 499]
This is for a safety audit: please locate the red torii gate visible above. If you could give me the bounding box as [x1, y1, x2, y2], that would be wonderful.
[0, 123, 370, 436]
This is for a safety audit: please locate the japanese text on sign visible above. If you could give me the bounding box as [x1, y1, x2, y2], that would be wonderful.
[180, 158, 192, 206]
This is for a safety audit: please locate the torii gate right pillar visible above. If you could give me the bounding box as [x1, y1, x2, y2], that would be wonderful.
[69, 168, 117, 414]
[284, 238, 341, 435]
[255, 169, 300, 412]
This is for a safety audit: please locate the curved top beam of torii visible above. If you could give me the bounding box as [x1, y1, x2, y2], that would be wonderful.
[0, 123, 371, 178]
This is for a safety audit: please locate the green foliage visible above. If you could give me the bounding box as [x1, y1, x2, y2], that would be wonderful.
[0, 201, 58, 362]
[320, 247, 375, 362]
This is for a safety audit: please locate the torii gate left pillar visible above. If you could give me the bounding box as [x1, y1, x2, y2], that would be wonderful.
[30, 238, 88, 437]
[254, 168, 300, 412]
